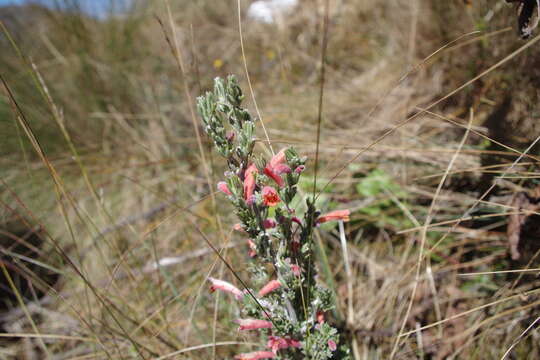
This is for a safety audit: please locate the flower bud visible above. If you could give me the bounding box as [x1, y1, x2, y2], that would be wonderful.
[263, 219, 277, 229]
[294, 165, 305, 174]
[217, 181, 232, 196]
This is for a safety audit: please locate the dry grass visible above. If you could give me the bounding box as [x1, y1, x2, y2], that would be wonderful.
[2, 0, 540, 359]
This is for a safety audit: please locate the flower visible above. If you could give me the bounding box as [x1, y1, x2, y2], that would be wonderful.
[244, 164, 259, 203]
[247, 239, 257, 257]
[234, 351, 275, 360]
[270, 148, 287, 168]
[264, 148, 291, 187]
[258, 279, 281, 297]
[274, 164, 291, 174]
[233, 223, 244, 232]
[208, 277, 244, 300]
[291, 264, 302, 276]
[263, 219, 277, 229]
[316, 311, 325, 324]
[294, 165, 305, 174]
[264, 167, 284, 187]
[235, 318, 273, 330]
[316, 209, 351, 224]
[328, 340, 337, 351]
[262, 186, 281, 207]
[217, 181, 232, 196]
[267, 336, 301, 353]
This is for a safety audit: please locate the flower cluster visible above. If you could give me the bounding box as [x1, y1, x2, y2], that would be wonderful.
[198, 76, 351, 360]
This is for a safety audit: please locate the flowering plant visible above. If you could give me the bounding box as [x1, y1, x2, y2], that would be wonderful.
[198, 76, 351, 360]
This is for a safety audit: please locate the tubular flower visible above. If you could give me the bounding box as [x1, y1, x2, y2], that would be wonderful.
[274, 163, 291, 174]
[267, 336, 301, 353]
[316, 311, 325, 324]
[262, 186, 281, 207]
[263, 218, 277, 229]
[316, 209, 351, 224]
[244, 164, 259, 203]
[235, 318, 273, 331]
[270, 148, 287, 168]
[291, 264, 302, 276]
[328, 340, 337, 351]
[264, 148, 290, 187]
[208, 277, 244, 300]
[247, 239, 257, 258]
[264, 167, 285, 187]
[217, 181, 232, 196]
[234, 351, 275, 360]
[294, 165, 305, 174]
[258, 279, 281, 297]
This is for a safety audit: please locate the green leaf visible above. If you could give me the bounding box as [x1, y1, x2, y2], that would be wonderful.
[356, 168, 406, 197]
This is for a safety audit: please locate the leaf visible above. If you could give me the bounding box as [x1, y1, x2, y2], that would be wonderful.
[507, 0, 540, 39]
[356, 169, 406, 197]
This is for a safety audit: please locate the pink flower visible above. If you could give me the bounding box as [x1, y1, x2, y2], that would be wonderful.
[208, 277, 243, 300]
[316, 209, 350, 224]
[284, 258, 302, 276]
[244, 164, 258, 203]
[235, 318, 273, 330]
[247, 239, 257, 258]
[234, 351, 275, 360]
[270, 148, 287, 168]
[264, 167, 285, 188]
[258, 280, 281, 297]
[264, 149, 291, 187]
[262, 186, 281, 207]
[294, 165, 305, 174]
[292, 216, 302, 226]
[328, 340, 337, 351]
[233, 223, 245, 232]
[291, 264, 302, 276]
[263, 219, 277, 229]
[217, 181, 232, 196]
[289, 339, 301, 349]
[274, 164, 291, 174]
[316, 311, 325, 324]
[267, 336, 301, 353]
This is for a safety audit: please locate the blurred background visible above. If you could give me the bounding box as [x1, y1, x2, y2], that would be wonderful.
[2, 0, 540, 358]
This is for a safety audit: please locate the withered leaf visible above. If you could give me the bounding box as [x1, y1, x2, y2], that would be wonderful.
[507, 188, 540, 260]
[507, 0, 540, 39]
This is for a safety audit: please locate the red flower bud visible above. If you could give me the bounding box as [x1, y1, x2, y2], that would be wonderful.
[244, 164, 258, 203]
[217, 181, 232, 196]
[258, 280, 281, 297]
[316, 209, 350, 224]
